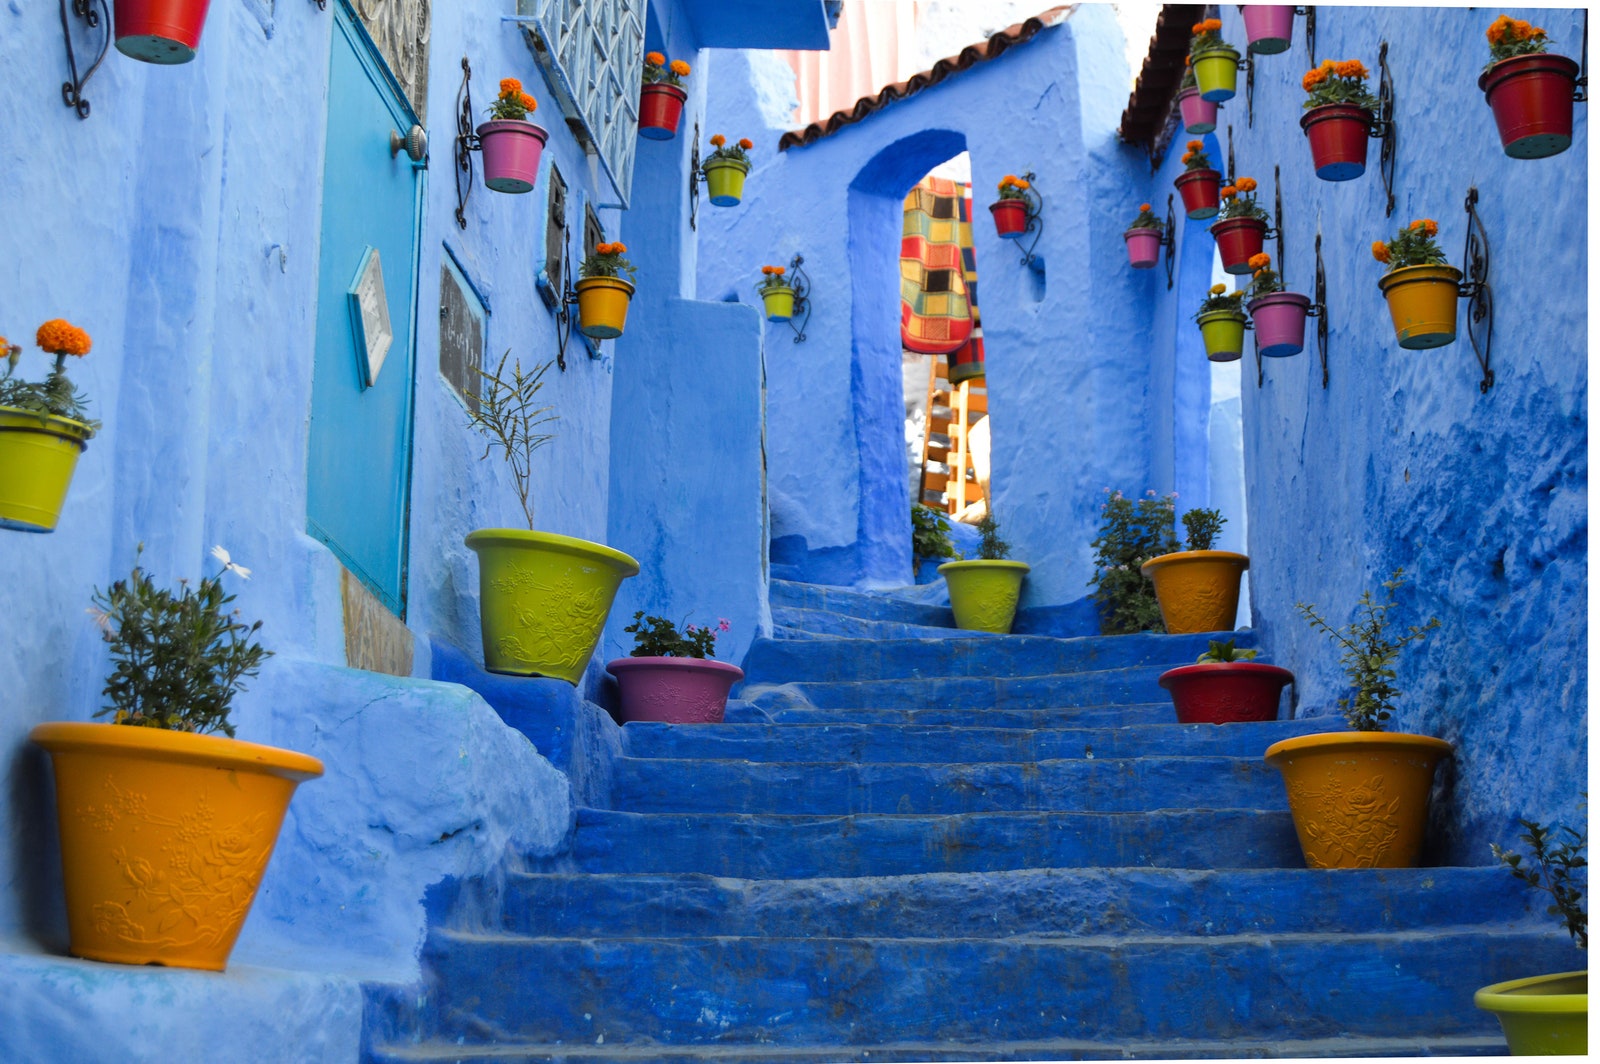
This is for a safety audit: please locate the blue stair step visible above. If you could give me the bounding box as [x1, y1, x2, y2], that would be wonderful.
[726, 701, 1187, 728]
[769, 579, 953, 626]
[737, 667, 1200, 711]
[769, 605, 984, 641]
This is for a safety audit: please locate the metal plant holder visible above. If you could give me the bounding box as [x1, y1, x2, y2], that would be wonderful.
[57, 0, 109, 120]
[1162, 194, 1178, 291]
[1371, 41, 1398, 217]
[783, 253, 813, 344]
[1458, 187, 1494, 393]
[1303, 6, 1316, 66]
[454, 57, 482, 230]
[1014, 171, 1045, 269]
[688, 122, 702, 232]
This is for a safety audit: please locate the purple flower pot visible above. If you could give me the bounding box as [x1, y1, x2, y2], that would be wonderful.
[1242, 5, 1296, 55]
[607, 656, 744, 724]
[1247, 291, 1311, 358]
[477, 120, 549, 194]
[1177, 87, 1218, 134]
[1124, 227, 1162, 269]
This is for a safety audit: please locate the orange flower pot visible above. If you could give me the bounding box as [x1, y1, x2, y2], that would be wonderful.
[1139, 549, 1248, 633]
[575, 276, 635, 339]
[1378, 264, 1462, 350]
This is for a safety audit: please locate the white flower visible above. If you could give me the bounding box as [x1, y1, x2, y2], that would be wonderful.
[210, 545, 252, 580]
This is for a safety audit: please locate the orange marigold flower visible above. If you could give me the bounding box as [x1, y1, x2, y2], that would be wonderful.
[1371, 241, 1391, 263]
[1248, 252, 1271, 270]
[710, 134, 726, 147]
[1139, 203, 1151, 212]
[738, 137, 754, 150]
[1422, 219, 1438, 237]
[1220, 186, 1237, 198]
[1192, 22, 1205, 34]
[1181, 152, 1194, 164]
[1302, 70, 1324, 91]
[645, 52, 666, 66]
[499, 78, 522, 97]
[36, 319, 91, 357]
[520, 93, 537, 112]
[773, 266, 785, 276]
[670, 59, 691, 77]
[613, 242, 626, 254]
[1184, 55, 1191, 67]
[1016, 179, 1031, 190]
[1204, 18, 1222, 32]
[1187, 139, 1203, 150]
[1236, 176, 1257, 192]
[1410, 219, 1425, 231]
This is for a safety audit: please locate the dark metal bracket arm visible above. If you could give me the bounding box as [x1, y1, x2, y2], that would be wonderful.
[1162, 194, 1177, 291]
[1243, 56, 1255, 129]
[1226, 125, 1236, 191]
[551, 272, 581, 371]
[454, 57, 482, 231]
[1016, 171, 1045, 269]
[1301, 7, 1316, 67]
[785, 253, 813, 344]
[1372, 40, 1398, 218]
[688, 121, 702, 232]
[58, 0, 109, 120]
[1271, 165, 1285, 276]
[1311, 229, 1329, 389]
[1458, 186, 1494, 393]
[1575, 9, 1588, 103]
[312, 0, 327, 9]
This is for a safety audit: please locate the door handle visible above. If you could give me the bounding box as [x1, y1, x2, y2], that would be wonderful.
[390, 125, 428, 168]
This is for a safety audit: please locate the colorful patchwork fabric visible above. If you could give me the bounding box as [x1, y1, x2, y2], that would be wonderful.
[900, 177, 973, 354]
[947, 188, 986, 384]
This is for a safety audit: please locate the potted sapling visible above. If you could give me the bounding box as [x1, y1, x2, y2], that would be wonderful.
[607, 613, 744, 724]
[940, 512, 1029, 634]
[1159, 638, 1294, 725]
[1140, 505, 1249, 635]
[0, 320, 99, 532]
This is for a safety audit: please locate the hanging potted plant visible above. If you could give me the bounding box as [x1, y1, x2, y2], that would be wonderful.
[606, 613, 743, 725]
[1209, 175, 1269, 274]
[1088, 488, 1179, 635]
[575, 241, 638, 340]
[756, 264, 796, 321]
[1475, 810, 1588, 1055]
[1242, 5, 1296, 55]
[989, 174, 1036, 238]
[464, 352, 640, 683]
[0, 321, 98, 533]
[1159, 639, 1294, 725]
[702, 135, 754, 207]
[1244, 252, 1311, 358]
[638, 53, 691, 141]
[1480, 14, 1582, 159]
[1176, 61, 1219, 135]
[1373, 217, 1462, 349]
[1140, 507, 1248, 635]
[478, 78, 548, 194]
[1123, 202, 1164, 270]
[940, 513, 1029, 634]
[1264, 569, 1451, 869]
[30, 548, 324, 970]
[1300, 58, 1380, 181]
[1189, 17, 1240, 102]
[1193, 282, 1248, 362]
[1174, 140, 1221, 220]
[113, 0, 212, 64]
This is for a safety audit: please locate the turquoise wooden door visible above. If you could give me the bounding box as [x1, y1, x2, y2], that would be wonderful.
[307, 3, 423, 616]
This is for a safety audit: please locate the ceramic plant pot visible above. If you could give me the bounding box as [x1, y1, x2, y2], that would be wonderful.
[760, 286, 796, 322]
[1378, 264, 1462, 350]
[114, 0, 212, 64]
[1193, 47, 1241, 102]
[990, 199, 1031, 238]
[638, 83, 688, 141]
[607, 656, 745, 724]
[1124, 227, 1162, 269]
[0, 409, 93, 532]
[1210, 216, 1268, 275]
[464, 529, 640, 683]
[1480, 53, 1581, 159]
[1475, 971, 1588, 1055]
[477, 120, 549, 194]
[1300, 104, 1374, 181]
[1174, 168, 1221, 220]
[1264, 730, 1453, 868]
[1247, 291, 1311, 358]
[30, 722, 323, 971]
[1196, 310, 1247, 362]
[939, 559, 1030, 634]
[703, 159, 750, 207]
[1177, 87, 1218, 134]
[1242, 5, 1295, 54]
[575, 276, 637, 339]
[1140, 549, 1248, 633]
[1158, 662, 1294, 725]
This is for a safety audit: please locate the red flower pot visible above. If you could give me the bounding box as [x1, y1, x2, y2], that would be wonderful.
[607, 656, 745, 724]
[1300, 104, 1373, 181]
[1124, 227, 1162, 269]
[1174, 168, 1221, 220]
[1177, 87, 1218, 135]
[1210, 216, 1267, 275]
[990, 198, 1031, 238]
[1479, 53, 1581, 159]
[639, 83, 688, 141]
[1158, 662, 1294, 725]
[114, 0, 212, 64]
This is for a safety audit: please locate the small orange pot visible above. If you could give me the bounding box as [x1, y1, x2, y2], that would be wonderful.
[575, 276, 636, 339]
[1377, 264, 1462, 350]
[1264, 730, 1453, 869]
[1139, 549, 1248, 633]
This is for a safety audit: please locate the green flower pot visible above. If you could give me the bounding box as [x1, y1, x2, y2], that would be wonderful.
[939, 559, 1030, 634]
[0, 408, 94, 532]
[703, 158, 750, 207]
[1475, 970, 1587, 1055]
[464, 529, 640, 683]
[1197, 310, 1247, 362]
[1193, 47, 1240, 102]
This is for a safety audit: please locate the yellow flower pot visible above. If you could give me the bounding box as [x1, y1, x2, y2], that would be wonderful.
[29, 721, 324, 971]
[702, 158, 750, 207]
[465, 528, 640, 683]
[938, 559, 1030, 634]
[1193, 47, 1241, 102]
[760, 285, 796, 322]
[1196, 310, 1246, 362]
[1139, 549, 1248, 633]
[575, 276, 636, 340]
[1377, 264, 1462, 350]
[0, 408, 93, 532]
[1475, 971, 1588, 1055]
[1264, 731, 1453, 869]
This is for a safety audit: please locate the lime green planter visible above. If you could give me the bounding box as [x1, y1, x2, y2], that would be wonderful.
[939, 559, 1030, 634]
[703, 158, 750, 207]
[1197, 310, 1247, 362]
[464, 529, 640, 683]
[1193, 47, 1241, 102]
[1475, 971, 1588, 1055]
[0, 408, 94, 532]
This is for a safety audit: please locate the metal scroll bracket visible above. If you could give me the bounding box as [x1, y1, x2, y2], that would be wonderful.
[1269, 164, 1285, 274]
[1576, 9, 1589, 103]
[1016, 171, 1045, 269]
[1311, 229, 1329, 389]
[1371, 40, 1398, 218]
[454, 58, 482, 230]
[58, 0, 110, 120]
[1162, 194, 1178, 291]
[688, 121, 702, 232]
[1458, 187, 1494, 393]
[1226, 125, 1236, 191]
[1301, 6, 1316, 67]
[1244, 57, 1255, 129]
[785, 253, 813, 344]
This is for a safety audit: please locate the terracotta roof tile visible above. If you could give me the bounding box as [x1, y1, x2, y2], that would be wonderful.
[1118, 4, 1208, 161]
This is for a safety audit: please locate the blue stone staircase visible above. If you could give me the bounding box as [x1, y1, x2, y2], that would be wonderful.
[364, 580, 1573, 1061]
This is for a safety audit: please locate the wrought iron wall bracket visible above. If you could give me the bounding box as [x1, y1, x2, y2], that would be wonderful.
[1372, 41, 1398, 217]
[57, 0, 110, 120]
[1272, 165, 1286, 273]
[550, 274, 590, 371]
[312, 0, 327, 9]
[688, 121, 702, 232]
[454, 58, 482, 231]
[1301, 6, 1316, 67]
[785, 253, 813, 344]
[1226, 125, 1236, 190]
[1015, 171, 1045, 268]
[1311, 230, 1329, 389]
[1575, 9, 1589, 102]
[1244, 57, 1255, 129]
[1458, 187, 1494, 393]
[1162, 194, 1178, 291]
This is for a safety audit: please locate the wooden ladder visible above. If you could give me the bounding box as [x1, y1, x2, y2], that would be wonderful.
[917, 355, 988, 516]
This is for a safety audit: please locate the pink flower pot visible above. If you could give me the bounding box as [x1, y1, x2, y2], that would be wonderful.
[478, 120, 549, 194]
[1247, 291, 1311, 358]
[1242, 5, 1296, 55]
[1177, 87, 1218, 135]
[1124, 227, 1162, 269]
[607, 656, 744, 724]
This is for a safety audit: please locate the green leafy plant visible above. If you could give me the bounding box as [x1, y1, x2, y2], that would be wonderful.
[580, 241, 637, 282]
[91, 547, 269, 737]
[975, 512, 1010, 561]
[0, 320, 98, 430]
[1088, 489, 1180, 635]
[705, 133, 753, 167]
[1372, 218, 1448, 272]
[1128, 202, 1162, 231]
[912, 504, 958, 565]
[1216, 175, 1270, 222]
[486, 76, 538, 121]
[642, 52, 691, 87]
[1181, 508, 1225, 551]
[995, 174, 1033, 202]
[1197, 638, 1258, 664]
[1492, 802, 1587, 949]
[1188, 15, 1230, 57]
[1485, 14, 1552, 69]
[1246, 252, 1285, 299]
[1301, 58, 1381, 111]
[756, 264, 793, 293]
[1194, 282, 1248, 322]
[467, 350, 558, 530]
[1295, 568, 1441, 731]
[1180, 139, 1214, 172]
[624, 611, 726, 659]
[1179, 62, 1198, 91]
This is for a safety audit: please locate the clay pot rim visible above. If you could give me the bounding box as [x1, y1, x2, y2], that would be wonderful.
[464, 527, 641, 575]
[640, 82, 689, 100]
[1298, 103, 1374, 130]
[1174, 167, 1221, 185]
[1247, 291, 1311, 313]
[476, 119, 551, 141]
[1209, 215, 1268, 235]
[938, 559, 1031, 574]
[1376, 263, 1463, 295]
[606, 656, 744, 680]
[31, 721, 324, 780]
[1140, 548, 1249, 576]
[0, 407, 96, 443]
[1158, 661, 1294, 690]
[1264, 729, 1454, 764]
[1478, 51, 1581, 92]
[1123, 225, 1163, 238]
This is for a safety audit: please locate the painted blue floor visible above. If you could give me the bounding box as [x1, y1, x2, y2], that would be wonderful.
[363, 582, 1568, 1060]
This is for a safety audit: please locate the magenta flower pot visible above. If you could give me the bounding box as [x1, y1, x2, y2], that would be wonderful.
[477, 120, 549, 194]
[1247, 291, 1312, 358]
[1124, 227, 1162, 269]
[1242, 5, 1296, 55]
[1177, 87, 1218, 134]
[607, 656, 745, 724]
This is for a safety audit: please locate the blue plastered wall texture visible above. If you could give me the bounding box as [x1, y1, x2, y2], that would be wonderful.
[1145, 6, 1586, 863]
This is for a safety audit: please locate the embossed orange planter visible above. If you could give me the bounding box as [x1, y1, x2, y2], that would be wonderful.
[30, 722, 323, 971]
[939, 559, 1030, 634]
[1264, 731, 1453, 869]
[1139, 550, 1248, 633]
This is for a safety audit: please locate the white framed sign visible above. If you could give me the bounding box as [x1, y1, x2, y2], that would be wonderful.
[347, 245, 395, 388]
